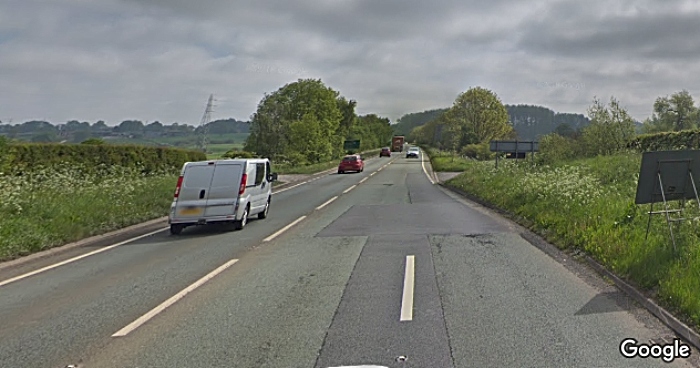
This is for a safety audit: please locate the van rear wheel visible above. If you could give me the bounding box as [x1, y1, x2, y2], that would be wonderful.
[258, 198, 270, 219]
[233, 205, 249, 230]
[170, 224, 184, 235]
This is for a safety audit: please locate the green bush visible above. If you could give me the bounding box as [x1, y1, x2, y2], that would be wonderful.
[222, 149, 258, 159]
[537, 133, 580, 164]
[461, 142, 495, 160]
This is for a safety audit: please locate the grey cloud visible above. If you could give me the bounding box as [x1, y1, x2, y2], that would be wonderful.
[518, 1, 700, 60]
[2, 0, 700, 124]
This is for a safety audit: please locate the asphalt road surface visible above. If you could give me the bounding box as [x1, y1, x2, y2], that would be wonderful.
[1, 152, 698, 368]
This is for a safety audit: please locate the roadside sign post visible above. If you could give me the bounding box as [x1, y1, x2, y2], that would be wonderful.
[489, 140, 539, 169]
[635, 150, 700, 253]
[343, 140, 361, 154]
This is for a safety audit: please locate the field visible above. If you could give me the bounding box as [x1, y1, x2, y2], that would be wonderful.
[206, 143, 244, 159]
[427, 150, 700, 329]
[106, 133, 248, 159]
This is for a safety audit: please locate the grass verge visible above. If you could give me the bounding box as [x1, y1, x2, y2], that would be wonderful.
[433, 152, 700, 329]
[419, 147, 475, 172]
[0, 163, 178, 262]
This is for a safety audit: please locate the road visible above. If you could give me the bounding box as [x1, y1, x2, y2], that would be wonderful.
[0, 152, 697, 368]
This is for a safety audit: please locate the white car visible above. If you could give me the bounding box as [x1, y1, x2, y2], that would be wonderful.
[406, 147, 420, 158]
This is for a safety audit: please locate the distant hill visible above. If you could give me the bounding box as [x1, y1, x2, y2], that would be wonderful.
[393, 104, 591, 140]
[0, 118, 249, 143]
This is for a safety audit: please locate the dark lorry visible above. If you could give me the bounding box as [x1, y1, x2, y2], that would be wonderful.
[391, 136, 405, 152]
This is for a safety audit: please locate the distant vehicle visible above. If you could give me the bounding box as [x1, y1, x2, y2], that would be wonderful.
[338, 154, 364, 174]
[391, 136, 405, 152]
[380, 147, 391, 157]
[168, 158, 278, 235]
[406, 146, 420, 158]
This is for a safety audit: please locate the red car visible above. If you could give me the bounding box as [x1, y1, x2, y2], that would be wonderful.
[338, 154, 364, 174]
[380, 147, 391, 157]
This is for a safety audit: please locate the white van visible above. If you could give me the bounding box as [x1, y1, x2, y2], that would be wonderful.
[168, 158, 278, 235]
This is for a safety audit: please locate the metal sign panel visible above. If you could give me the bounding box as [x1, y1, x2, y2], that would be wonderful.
[635, 150, 700, 204]
[343, 140, 361, 150]
[489, 140, 539, 152]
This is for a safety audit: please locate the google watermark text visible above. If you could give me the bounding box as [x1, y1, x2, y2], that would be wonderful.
[619, 338, 691, 363]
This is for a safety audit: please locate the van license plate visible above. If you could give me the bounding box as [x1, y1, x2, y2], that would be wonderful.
[179, 206, 202, 215]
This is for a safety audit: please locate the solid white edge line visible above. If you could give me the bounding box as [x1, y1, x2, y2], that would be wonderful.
[263, 215, 307, 242]
[0, 227, 168, 288]
[359, 177, 368, 184]
[112, 258, 239, 337]
[421, 152, 435, 184]
[343, 185, 356, 194]
[400, 255, 416, 321]
[315, 196, 338, 211]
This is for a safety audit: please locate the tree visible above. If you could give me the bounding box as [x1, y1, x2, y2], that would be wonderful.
[288, 113, 328, 164]
[350, 114, 393, 151]
[244, 79, 343, 161]
[444, 87, 512, 148]
[65, 120, 91, 131]
[336, 97, 357, 136]
[408, 125, 426, 145]
[643, 90, 699, 133]
[393, 108, 449, 136]
[115, 120, 145, 133]
[581, 96, 636, 156]
[553, 123, 577, 138]
[20, 121, 55, 134]
[538, 133, 579, 164]
[144, 121, 164, 132]
[336, 97, 358, 156]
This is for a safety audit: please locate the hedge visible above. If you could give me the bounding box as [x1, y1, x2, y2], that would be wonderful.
[629, 130, 700, 152]
[8, 143, 207, 173]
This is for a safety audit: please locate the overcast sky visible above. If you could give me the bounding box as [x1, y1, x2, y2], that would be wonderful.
[2, 0, 700, 126]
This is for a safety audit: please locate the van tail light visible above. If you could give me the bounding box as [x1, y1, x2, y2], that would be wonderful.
[239, 173, 247, 195]
[173, 175, 184, 198]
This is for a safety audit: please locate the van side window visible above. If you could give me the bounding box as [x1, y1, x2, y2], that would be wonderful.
[254, 163, 265, 186]
[266, 161, 271, 180]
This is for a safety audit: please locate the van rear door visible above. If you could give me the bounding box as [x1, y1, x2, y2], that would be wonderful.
[173, 162, 216, 220]
[204, 161, 244, 218]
